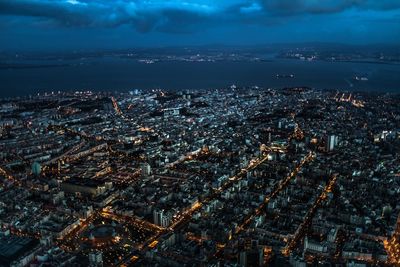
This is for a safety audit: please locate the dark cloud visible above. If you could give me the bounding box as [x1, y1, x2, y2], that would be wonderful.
[0, 0, 399, 51]
[259, 0, 400, 15]
[0, 0, 93, 26]
[1, 0, 399, 31]
[0, 0, 215, 32]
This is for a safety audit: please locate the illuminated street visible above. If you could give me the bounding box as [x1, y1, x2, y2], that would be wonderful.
[1, 88, 399, 266]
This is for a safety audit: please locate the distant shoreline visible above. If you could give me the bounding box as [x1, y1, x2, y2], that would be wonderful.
[1, 59, 399, 98]
[0, 63, 69, 70]
[1, 57, 399, 70]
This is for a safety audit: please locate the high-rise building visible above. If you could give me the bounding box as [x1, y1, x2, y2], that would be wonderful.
[89, 251, 103, 267]
[239, 251, 247, 267]
[31, 162, 41, 176]
[238, 249, 265, 267]
[141, 163, 151, 177]
[326, 135, 338, 151]
[153, 209, 171, 227]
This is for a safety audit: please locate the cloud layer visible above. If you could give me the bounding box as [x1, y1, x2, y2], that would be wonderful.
[261, 0, 400, 15]
[0, 0, 225, 32]
[1, 0, 399, 51]
[1, 0, 399, 32]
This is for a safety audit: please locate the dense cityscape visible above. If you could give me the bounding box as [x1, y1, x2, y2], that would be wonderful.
[0, 87, 399, 266]
[1, 0, 400, 266]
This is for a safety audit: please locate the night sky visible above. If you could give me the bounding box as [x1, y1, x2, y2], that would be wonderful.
[1, 0, 400, 51]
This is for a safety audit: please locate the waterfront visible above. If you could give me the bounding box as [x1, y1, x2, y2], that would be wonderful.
[1, 58, 399, 97]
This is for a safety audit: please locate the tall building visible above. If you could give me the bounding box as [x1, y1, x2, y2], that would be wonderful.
[238, 249, 265, 267]
[31, 162, 41, 176]
[153, 209, 161, 225]
[141, 163, 151, 177]
[153, 209, 171, 227]
[89, 251, 103, 267]
[239, 251, 247, 267]
[326, 135, 338, 151]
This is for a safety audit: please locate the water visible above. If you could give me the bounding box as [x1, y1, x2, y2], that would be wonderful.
[0, 57, 399, 97]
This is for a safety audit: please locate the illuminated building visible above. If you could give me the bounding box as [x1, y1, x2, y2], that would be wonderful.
[61, 178, 111, 196]
[141, 163, 151, 177]
[153, 209, 172, 227]
[89, 251, 103, 267]
[326, 135, 338, 152]
[31, 162, 41, 176]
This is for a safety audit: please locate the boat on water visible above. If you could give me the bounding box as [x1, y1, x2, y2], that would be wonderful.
[353, 76, 369, 81]
[276, 74, 295, 79]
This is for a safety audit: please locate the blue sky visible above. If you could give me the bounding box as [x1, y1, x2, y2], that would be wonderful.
[1, 0, 400, 51]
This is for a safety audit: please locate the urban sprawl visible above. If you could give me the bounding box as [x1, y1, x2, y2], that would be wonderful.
[0, 87, 400, 267]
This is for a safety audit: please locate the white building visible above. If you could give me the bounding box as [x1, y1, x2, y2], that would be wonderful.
[141, 163, 151, 177]
[89, 251, 103, 267]
[153, 209, 172, 227]
[326, 135, 338, 151]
